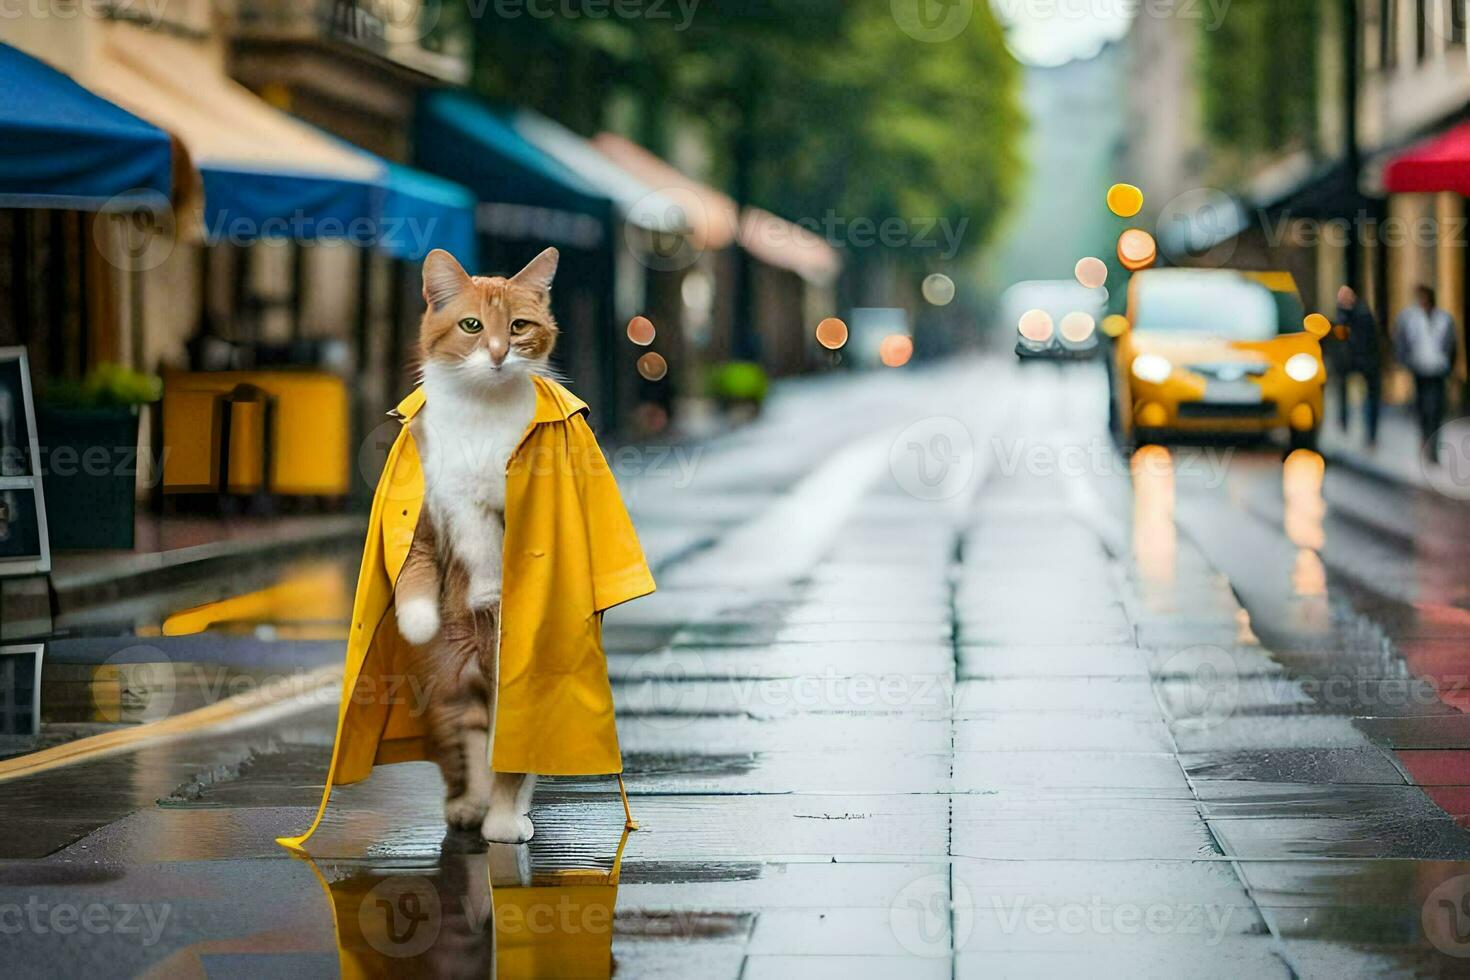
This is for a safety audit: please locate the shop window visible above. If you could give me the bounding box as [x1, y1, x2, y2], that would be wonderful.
[1383, 0, 1400, 69]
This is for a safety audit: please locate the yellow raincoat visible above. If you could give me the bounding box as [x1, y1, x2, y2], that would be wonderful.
[278, 377, 654, 851]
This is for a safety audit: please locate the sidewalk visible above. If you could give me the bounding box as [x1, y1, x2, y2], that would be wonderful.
[1317, 391, 1465, 494]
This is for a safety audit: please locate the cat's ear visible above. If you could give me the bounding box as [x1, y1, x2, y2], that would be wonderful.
[510, 247, 559, 294]
[422, 249, 472, 309]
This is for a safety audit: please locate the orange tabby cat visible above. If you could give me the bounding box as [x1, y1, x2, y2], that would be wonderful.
[394, 247, 559, 843]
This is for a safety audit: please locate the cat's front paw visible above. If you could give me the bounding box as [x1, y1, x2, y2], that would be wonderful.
[481, 811, 534, 844]
[466, 578, 502, 611]
[445, 794, 490, 830]
[396, 597, 441, 644]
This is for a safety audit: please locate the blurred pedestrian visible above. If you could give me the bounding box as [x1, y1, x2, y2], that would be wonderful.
[1393, 285, 1458, 462]
[1331, 285, 1382, 446]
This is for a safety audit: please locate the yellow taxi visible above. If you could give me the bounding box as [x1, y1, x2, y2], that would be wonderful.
[1106, 268, 1329, 451]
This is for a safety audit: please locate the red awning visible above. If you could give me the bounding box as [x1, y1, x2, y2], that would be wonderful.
[1384, 123, 1470, 195]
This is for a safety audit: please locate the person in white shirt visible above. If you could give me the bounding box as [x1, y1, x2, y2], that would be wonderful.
[1394, 285, 1459, 462]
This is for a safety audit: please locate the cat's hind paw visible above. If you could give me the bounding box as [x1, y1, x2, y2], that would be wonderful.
[481, 811, 534, 844]
[396, 597, 441, 645]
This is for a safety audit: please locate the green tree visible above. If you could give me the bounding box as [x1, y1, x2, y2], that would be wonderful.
[468, 0, 1024, 267]
[1198, 0, 1321, 175]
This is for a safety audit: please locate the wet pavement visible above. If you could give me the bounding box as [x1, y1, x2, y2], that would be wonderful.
[7, 357, 1470, 976]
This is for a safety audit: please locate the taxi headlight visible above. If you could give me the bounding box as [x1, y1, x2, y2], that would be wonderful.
[1284, 353, 1320, 383]
[1131, 354, 1172, 384]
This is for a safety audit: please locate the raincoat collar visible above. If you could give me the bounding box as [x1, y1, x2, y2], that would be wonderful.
[390, 375, 588, 425]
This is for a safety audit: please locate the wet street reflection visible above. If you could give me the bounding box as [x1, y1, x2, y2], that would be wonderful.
[308, 830, 626, 980]
[9, 358, 1470, 976]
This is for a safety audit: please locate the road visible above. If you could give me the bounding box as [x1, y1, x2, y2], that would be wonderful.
[6, 355, 1470, 977]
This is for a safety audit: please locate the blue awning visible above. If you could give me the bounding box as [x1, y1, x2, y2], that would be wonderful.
[415, 91, 613, 248]
[0, 43, 172, 210]
[375, 161, 478, 267]
[71, 24, 475, 259]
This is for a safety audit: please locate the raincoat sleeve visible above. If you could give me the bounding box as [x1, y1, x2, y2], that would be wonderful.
[568, 413, 655, 612]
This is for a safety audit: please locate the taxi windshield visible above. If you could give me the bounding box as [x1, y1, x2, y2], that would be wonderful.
[1133, 273, 1302, 339]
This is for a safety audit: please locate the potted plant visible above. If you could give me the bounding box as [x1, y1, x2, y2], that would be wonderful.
[38, 365, 161, 550]
[706, 361, 770, 421]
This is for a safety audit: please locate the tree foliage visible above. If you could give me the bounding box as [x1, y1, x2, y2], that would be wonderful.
[1198, 0, 1320, 172]
[466, 0, 1024, 266]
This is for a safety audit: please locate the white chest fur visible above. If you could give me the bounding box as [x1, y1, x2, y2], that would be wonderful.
[418, 371, 536, 527]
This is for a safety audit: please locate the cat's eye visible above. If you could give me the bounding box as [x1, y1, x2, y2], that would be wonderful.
[458, 317, 482, 334]
[510, 319, 534, 335]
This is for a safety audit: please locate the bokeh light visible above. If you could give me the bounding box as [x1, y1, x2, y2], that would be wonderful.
[1074, 257, 1108, 290]
[921, 273, 956, 306]
[626, 315, 655, 346]
[1102, 314, 1130, 338]
[1108, 183, 1144, 218]
[1117, 228, 1157, 271]
[1303, 313, 1332, 337]
[1059, 311, 1096, 344]
[879, 334, 914, 367]
[636, 351, 668, 381]
[815, 317, 849, 350]
[1017, 309, 1055, 344]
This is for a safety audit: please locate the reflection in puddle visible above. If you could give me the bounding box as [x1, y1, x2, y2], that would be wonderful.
[158, 560, 352, 639]
[1282, 450, 1328, 607]
[1131, 445, 1176, 593]
[306, 829, 627, 978]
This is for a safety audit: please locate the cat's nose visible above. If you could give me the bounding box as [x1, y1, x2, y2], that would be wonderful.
[486, 338, 508, 366]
